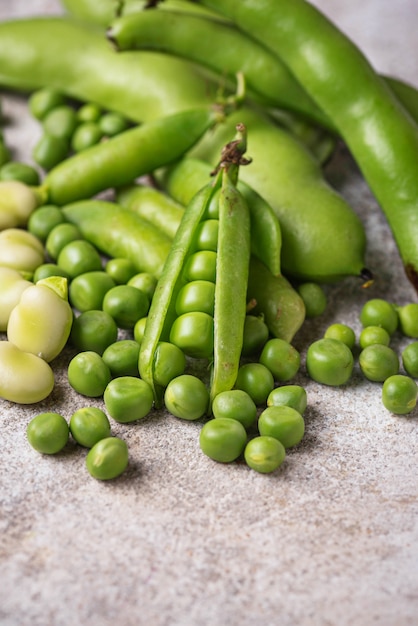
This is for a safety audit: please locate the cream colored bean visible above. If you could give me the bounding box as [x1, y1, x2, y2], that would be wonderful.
[0, 267, 32, 331]
[0, 228, 44, 273]
[0, 341, 55, 404]
[0, 181, 41, 229]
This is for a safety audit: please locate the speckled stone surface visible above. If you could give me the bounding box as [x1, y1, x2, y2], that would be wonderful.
[1, 2, 418, 625]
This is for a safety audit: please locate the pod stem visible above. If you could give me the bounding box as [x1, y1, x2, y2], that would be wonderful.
[211, 122, 251, 185]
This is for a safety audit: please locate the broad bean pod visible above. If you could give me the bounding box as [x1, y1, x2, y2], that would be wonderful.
[0, 17, 218, 123]
[186, 108, 368, 282]
[42, 107, 224, 205]
[62, 200, 172, 279]
[192, 0, 418, 293]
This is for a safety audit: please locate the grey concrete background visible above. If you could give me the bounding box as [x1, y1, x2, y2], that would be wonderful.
[1, 1, 417, 625]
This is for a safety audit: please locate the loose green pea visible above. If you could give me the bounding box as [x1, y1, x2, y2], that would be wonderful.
[102, 284, 150, 330]
[104, 376, 154, 423]
[259, 338, 301, 382]
[69, 271, 116, 312]
[28, 204, 66, 242]
[297, 282, 327, 318]
[267, 385, 307, 415]
[43, 104, 78, 140]
[68, 351, 112, 397]
[382, 375, 418, 415]
[164, 374, 209, 420]
[32, 263, 70, 282]
[360, 298, 398, 335]
[0, 161, 40, 186]
[199, 417, 247, 463]
[127, 273, 158, 300]
[86, 437, 129, 480]
[102, 339, 140, 378]
[169, 311, 214, 359]
[57, 240, 103, 279]
[32, 133, 70, 170]
[306, 337, 354, 386]
[359, 325, 391, 349]
[183, 250, 217, 282]
[106, 257, 137, 285]
[241, 315, 269, 357]
[99, 111, 130, 136]
[258, 405, 305, 448]
[71, 122, 103, 152]
[153, 341, 186, 387]
[234, 362, 275, 405]
[396, 303, 418, 338]
[45, 223, 83, 260]
[69, 407, 111, 448]
[70, 310, 118, 354]
[402, 342, 418, 378]
[324, 323, 356, 350]
[27, 412, 69, 455]
[211, 389, 257, 429]
[359, 344, 399, 382]
[28, 88, 66, 120]
[244, 436, 286, 474]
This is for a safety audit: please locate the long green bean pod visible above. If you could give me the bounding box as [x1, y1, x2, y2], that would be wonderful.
[0, 17, 218, 122]
[191, 0, 418, 293]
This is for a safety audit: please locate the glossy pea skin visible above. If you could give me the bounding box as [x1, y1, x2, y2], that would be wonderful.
[32, 263, 70, 282]
[69, 270, 116, 312]
[164, 374, 209, 420]
[199, 417, 247, 463]
[27, 412, 69, 454]
[244, 436, 286, 474]
[359, 344, 399, 382]
[306, 337, 354, 386]
[133, 317, 147, 344]
[104, 376, 154, 423]
[401, 342, 418, 378]
[175, 280, 215, 317]
[43, 104, 78, 140]
[324, 323, 356, 350]
[267, 384, 307, 415]
[193, 218, 219, 252]
[396, 303, 418, 338]
[127, 272, 158, 300]
[69, 407, 111, 448]
[68, 351, 112, 397]
[32, 133, 70, 171]
[102, 339, 140, 377]
[183, 250, 217, 282]
[86, 437, 129, 480]
[169, 311, 214, 359]
[359, 325, 391, 349]
[258, 405, 305, 448]
[234, 362, 275, 405]
[259, 338, 301, 382]
[153, 341, 186, 388]
[0, 161, 40, 186]
[382, 374, 418, 415]
[28, 204, 66, 242]
[70, 310, 118, 354]
[45, 223, 83, 260]
[106, 257, 137, 285]
[102, 284, 149, 330]
[360, 298, 398, 335]
[71, 121, 103, 152]
[211, 389, 257, 429]
[241, 315, 269, 357]
[297, 282, 327, 318]
[57, 239, 103, 279]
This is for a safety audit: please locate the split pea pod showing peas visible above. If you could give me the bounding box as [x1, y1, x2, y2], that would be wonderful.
[195, 0, 418, 292]
[0, 17, 218, 123]
[139, 125, 251, 407]
[42, 107, 223, 205]
[188, 107, 368, 283]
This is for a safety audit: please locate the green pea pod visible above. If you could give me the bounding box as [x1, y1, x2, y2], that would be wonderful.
[139, 173, 222, 405]
[194, 0, 418, 292]
[188, 106, 368, 283]
[0, 17, 217, 123]
[7, 276, 73, 363]
[62, 200, 172, 278]
[210, 161, 251, 404]
[158, 156, 282, 276]
[42, 107, 221, 205]
[247, 256, 305, 343]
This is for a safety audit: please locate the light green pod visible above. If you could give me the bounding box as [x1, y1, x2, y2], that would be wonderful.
[0, 266, 32, 331]
[0, 228, 45, 274]
[7, 276, 73, 362]
[0, 341, 55, 404]
[0, 180, 44, 230]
